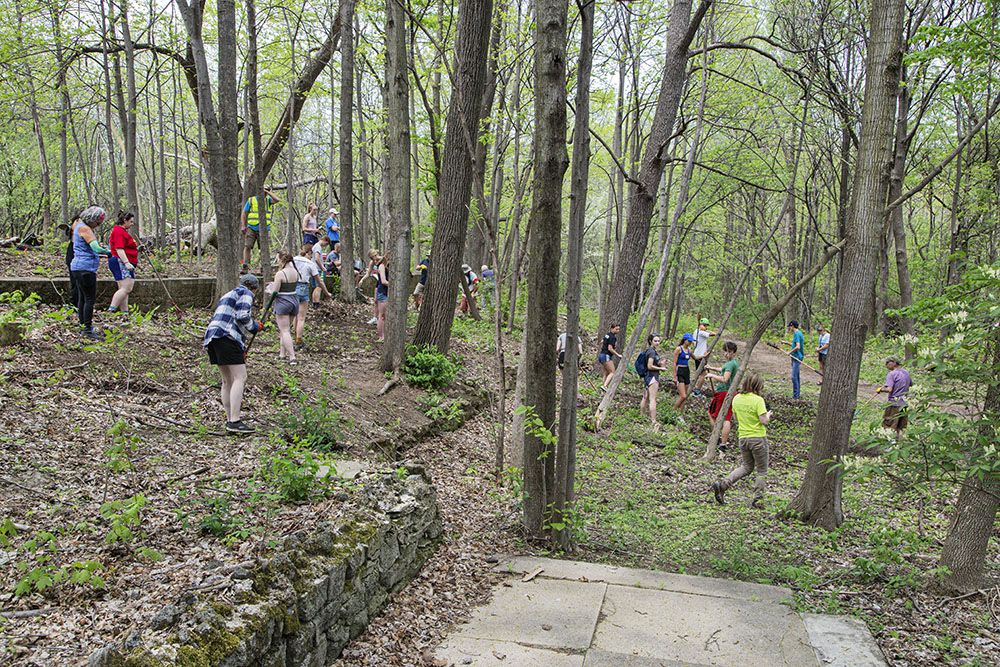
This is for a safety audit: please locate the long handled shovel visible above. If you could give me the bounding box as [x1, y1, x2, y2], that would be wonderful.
[243, 290, 276, 359]
[853, 392, 881, 418]
[139, 246, 183, 317]
[767, 341, 824, 376]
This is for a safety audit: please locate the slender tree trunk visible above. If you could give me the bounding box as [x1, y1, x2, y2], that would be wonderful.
[339, 0, 358, 301]
[784, 0, 906, 530]
[553, 0, 592, 551]
[51, 4, 70, 226]
[176, 0, 243, 295]
[938, 335, 1000, 592]
[247, 0, 271, 281]
[412, 0, 495, 352]
[357, 46, 371, 262]
[522, 0, 568, 538]
[99, 0, 120, 207]
[17, 6, 51, 232]
[380, 0, 412, 373]
[602, 0, 709, 342]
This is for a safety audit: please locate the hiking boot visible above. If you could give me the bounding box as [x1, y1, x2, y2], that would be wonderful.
[712, 480, 727, 505]
[226, 420, 255, 435]
[81, 326, 102, 340]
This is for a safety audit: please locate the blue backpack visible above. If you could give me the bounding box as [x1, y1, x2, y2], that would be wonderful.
[634, 350, 648, 377]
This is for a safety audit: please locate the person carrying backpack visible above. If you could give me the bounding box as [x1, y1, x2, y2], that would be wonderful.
[638, 333, 669, 433]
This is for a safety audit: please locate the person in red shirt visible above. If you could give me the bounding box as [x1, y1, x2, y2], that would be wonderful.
[108, 211, 138, 313]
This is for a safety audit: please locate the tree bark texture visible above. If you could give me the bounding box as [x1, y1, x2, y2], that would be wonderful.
[412, 0, 495, 352]
[784, 0, 906, 530]
[176, 0, 243, 296]
[938, 337, 1000, 593]
[522, 0, 568, 538]
[601, 0, 709, 342]
[380, 0, 412, 373]
[553, 0, 592, 551]
[339, 0, 358, 302]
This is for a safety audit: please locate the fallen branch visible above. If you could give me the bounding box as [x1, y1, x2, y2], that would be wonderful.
[160, 466, 211, 485]
[0, 477, 56, 502]
[377, 377, 401, 396]
[936, 589, 985, 608]
[0, 608, 57, 620]
[134, 416, 224, 437]
[1, 361, 90, 377]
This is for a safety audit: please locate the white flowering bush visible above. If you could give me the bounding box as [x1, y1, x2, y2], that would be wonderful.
[847, 263, 1000, 489]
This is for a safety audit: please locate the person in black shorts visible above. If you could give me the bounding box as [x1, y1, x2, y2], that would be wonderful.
[672, 332, 695, 424]
[203, 274, 262, 434]
[639, 333, 670, 433]
[598, 324, 623, 390]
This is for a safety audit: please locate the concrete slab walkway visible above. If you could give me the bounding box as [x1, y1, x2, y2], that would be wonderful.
[434, 556, 886, 667]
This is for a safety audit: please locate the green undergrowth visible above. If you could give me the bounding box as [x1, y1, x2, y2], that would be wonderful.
[560, 389, 998, 665]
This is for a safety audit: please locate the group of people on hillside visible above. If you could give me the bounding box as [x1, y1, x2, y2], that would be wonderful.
[64, 205, 140, 339]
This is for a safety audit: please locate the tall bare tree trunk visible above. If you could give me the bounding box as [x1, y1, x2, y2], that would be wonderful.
[339, 0, 358, 301]
[380, 0, 411, 373]
[784, 0, 906, 529]
[522, 0, 568, 538]
[553, 0, 592, 551]
[412, 0, 495, 352]
[938, 332, 1000, 592]
[601, 0, 709, 341]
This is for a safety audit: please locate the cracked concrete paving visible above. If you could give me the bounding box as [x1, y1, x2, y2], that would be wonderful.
[434, 556, 887, 667]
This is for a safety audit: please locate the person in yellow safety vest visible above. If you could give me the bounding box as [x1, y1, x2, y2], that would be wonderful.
[240, 190, 279, 272]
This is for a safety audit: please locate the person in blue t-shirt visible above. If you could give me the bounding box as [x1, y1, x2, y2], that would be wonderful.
[787, 320, 805, 399]
[325, 208, 340, 244]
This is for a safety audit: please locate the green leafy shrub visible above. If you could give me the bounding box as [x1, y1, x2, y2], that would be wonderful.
[418, 392, 465, 429]
[261, 440, 334, 503]
[277, 375, 344, 451]
[403, 345, 458, 389]
[2, 520, 107, 597]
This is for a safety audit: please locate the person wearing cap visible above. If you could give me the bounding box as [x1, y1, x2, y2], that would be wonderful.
[788, 320, 804, 399]
[480, 264, 495, 308]
[672, 332, 696, 423]
[691, 317, 716, 396]
[878, 355, 911, 435]
[203, 274, 263, 434]
[459, 263, 479, 315]
[815, 324, 830, 379]
[240, 189, 279, 273]
[325, 208, 340, 244]
[70, 205, 112, 339]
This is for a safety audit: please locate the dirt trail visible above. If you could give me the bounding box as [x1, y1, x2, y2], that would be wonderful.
[728, 337, 882, 403]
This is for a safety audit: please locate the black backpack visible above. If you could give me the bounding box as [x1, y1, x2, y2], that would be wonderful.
[634, 349, 648, 377]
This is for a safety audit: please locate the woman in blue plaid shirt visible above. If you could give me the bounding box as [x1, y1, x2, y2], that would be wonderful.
[203, 274, 262, 434]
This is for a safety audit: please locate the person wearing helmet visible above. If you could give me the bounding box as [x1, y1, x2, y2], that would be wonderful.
[672, 332, 696, 423]
[692, 317, 716, 396]
[203, 274, 263, 434]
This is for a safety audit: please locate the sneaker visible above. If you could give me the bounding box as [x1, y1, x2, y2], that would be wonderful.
[293, 341, 303, 351]
[367, 317, 377, 325]
[239, 265, 248, 275]
[107, 306, 118, 313]
[751, 498, 763, 509]
[693, 390, 702, 396]
[712, 480, 726, 505]
[226, 420, 255, 434]
[677, 416, 686, 425]
[81, 326, 102, 340]
[718, 442, 728, 453]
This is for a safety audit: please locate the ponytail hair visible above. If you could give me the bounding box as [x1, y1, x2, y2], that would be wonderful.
[277, 250, 294, 268]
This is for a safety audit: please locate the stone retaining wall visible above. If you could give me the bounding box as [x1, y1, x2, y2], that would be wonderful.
[89, 461, 441, 666]
[0, 277, 217, 311]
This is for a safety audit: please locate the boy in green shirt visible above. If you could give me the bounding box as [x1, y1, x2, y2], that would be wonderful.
[712, 371, 773, 507]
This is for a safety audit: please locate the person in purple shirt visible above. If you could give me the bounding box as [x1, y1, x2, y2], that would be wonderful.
[877, 354, 911, 434]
